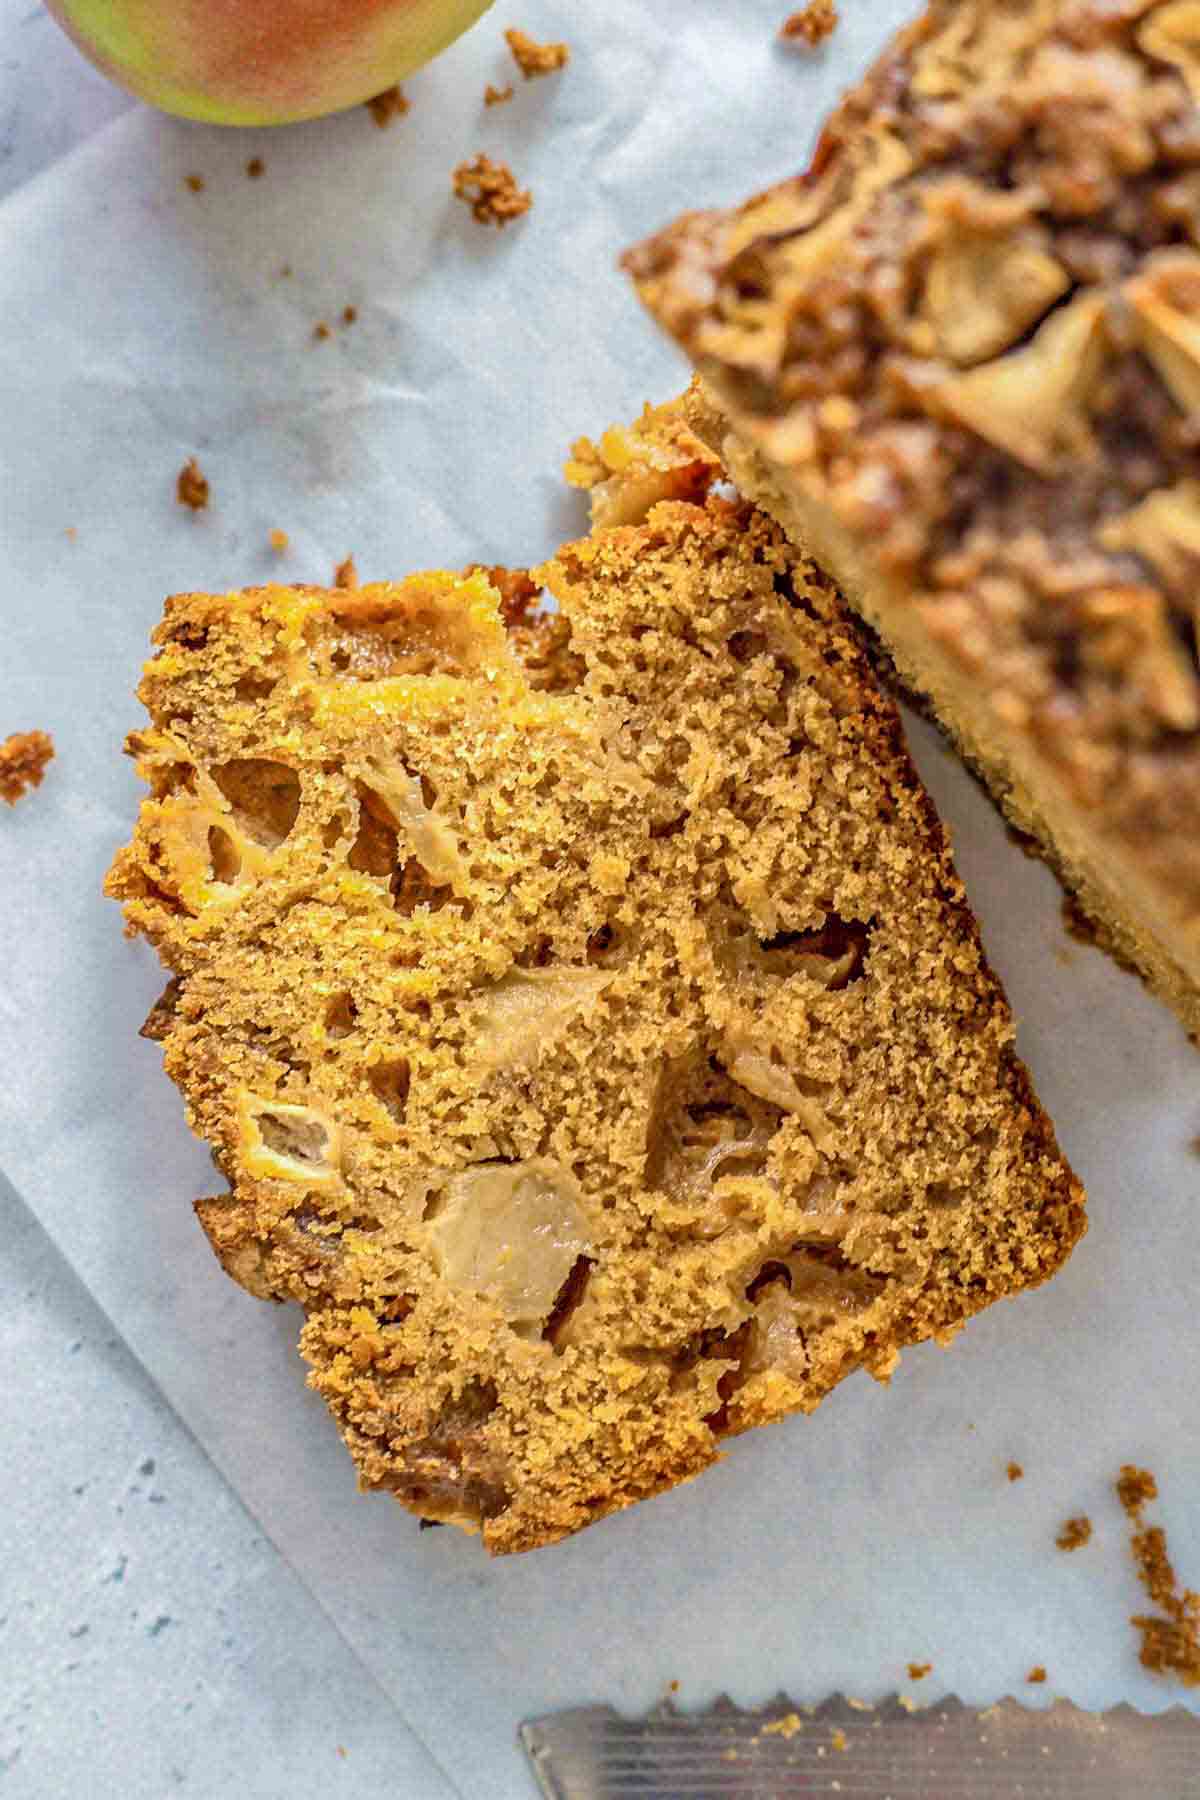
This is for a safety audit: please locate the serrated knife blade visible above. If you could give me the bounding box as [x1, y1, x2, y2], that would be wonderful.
[519, 1693, 1200, 1798]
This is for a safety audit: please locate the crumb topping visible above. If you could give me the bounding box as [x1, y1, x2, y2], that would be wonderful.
[453, 154, 532, 227]
[505, 27, 569, 79]
[628, 0, 1200, 907]
[780, 2, 838, 48]
[0, 730, 54, 805]
[176, 458, 209, 512]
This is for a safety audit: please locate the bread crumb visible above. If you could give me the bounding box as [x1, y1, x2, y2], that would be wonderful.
[0, 730, 54, 805]
[452, 154, 531, 227]
[906, 1662, 932, 1681]
[1117, 1466, 1200, 1688]
[1118, 1466, 1159, 1519]
[367, 85, 409, 127]
[269, 529, 289, 554]
[246, 156, 265, 178]
[485, 82, 514, 106]
[313, 322, 332, 342]
[1026, 1665, 1047, 1684]
[1007, 1461, 1025, 1482]
[176, 458, 209, 512]
[780, 1, 838, 46]
[762, 1713, 804, 1739]
[1056, 1515, 1093, 1552]
[341, 305, 357, 326]
[184, 173, 205, 194]
[831, 1727, 848, 1752]
[334, 555, 358, 591]
[505, 27, 569, 79]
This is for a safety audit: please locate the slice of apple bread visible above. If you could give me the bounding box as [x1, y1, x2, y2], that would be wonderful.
[107, 490, 1084, 1553]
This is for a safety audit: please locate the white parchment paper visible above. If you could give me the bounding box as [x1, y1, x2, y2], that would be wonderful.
[1, 4, 1197, 1795]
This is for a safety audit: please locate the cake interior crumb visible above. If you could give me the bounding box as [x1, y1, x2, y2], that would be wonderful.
[452, 154, 531, 227]
[906, 1661, 932, 1681]
[1056, 1515, 1093, 1552]
[176, 458, 209, 512]
[246, 156, 265, 179]
[485, 82, 514, 106]
[780, 1, 838, 46]
[505, 26, 569, 78]
[313, 321, 331, 342]
[184, 173, 205, 194]
[0, 730, 54, 805]
[269, 529, 289, 554]
[1007, 1461, 1025, 1482]
[1117, 1465, 1200, 1688]
[1026, 1665, 1047, 1684]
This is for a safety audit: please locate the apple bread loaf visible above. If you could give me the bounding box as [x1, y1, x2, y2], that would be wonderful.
[627, 0, 1200, 1041]
[108, 484, 1083, 1553]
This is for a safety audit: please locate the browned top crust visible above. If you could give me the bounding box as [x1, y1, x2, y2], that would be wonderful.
[107, 490, 1082, 1553]
[627, 0, 1200, 920]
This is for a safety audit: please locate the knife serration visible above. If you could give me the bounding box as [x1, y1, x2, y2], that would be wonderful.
[519, 1692, 1200, 1798]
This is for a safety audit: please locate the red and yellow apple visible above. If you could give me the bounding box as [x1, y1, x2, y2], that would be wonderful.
[44, 0, 495, 125]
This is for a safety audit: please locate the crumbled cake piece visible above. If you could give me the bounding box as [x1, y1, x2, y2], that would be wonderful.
[333, 556, 359, 591]
[780, 2, 837, 48]
[246, 157, 264, 179]
[565, 398, 723, 531]
[184, 174, 205, 195]
[313, 322, 332, 343]
[452, 154, 531, 227]
[1057, 1515, 1093, 1552]
[1026, 1665, 1047, 1684]
[1007, 1460, 1024, 1482]
[341, 306, 357, 327]
[367, 85, 408, 128]
[269, 530, 289, 555]
[485, 82, 514, 107]
[505, 26, 568, 79]
[107, 477, 1083, 1551]
[0, 730, 54, 805]
[176, 458, 209, 512]
[906, 1662, 932, 1681]
[627, 3, 1200, 1042]
[1118, 1463, 1200, 1687]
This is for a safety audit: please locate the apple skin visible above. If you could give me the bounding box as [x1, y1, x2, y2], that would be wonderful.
[43, 0, 495, 125]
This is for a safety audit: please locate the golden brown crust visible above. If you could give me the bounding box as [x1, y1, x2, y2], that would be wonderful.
[0, 729, 54, 804]
[627, 0, 1200, 1025]
[107, 495, 1083, 1553]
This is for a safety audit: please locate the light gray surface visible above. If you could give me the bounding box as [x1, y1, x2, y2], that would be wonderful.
[0, 1175, 459, 1798]
[1, 4, 1198, 1799]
